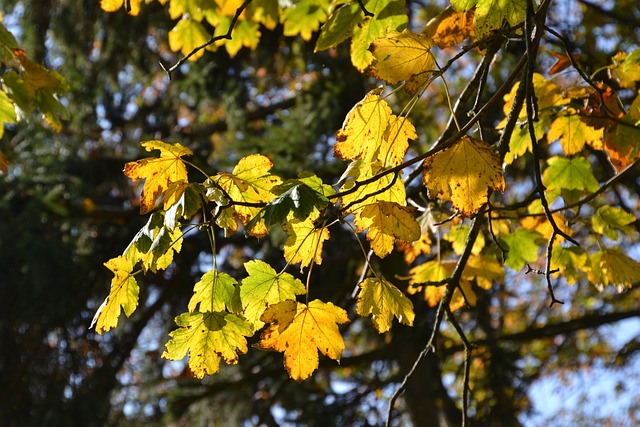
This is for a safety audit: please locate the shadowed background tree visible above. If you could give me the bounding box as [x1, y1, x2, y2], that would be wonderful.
[1, 1, 639, 426]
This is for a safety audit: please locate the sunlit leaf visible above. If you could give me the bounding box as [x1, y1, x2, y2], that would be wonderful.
[283, 209, 330, 271]
[354, 201, 421, 258]
[100, 0, 142, 15]
[168, 18, 211, 60]
[451, 0, 526, 40]
[214, 17, 261, 57]
[500, 228, 544, 270]
[281, 0, 330, 42]
[240, 260, 305, 329]
[611, 49, 640, 89]
[423, 136, 505, 215]
[189, 270, 241, 314]
[315, 1, 361, 52]
[0, 89, 17, 139]
[423, 7, 475, 48]
[542, 156, 599, 193]
[551, 244, 588, 285]
[547, 113, 604, 155]
[257, 300, 349, 381]
[588, 249, 640, 291]
[162, 311, 252, 379]
[356, 277, 415, 333]
[91, 256, 139, 334]
[592, 206, 637, 240]
[443, 223, 485, 256]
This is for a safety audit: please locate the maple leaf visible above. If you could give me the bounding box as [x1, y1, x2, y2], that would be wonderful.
[240, 260, 306, 329]
[354, 201, 421, 258]
[164, 182, 203, 231]
[283, 209, 331, 271]
[423, 7, 475, 48]
[444, 223, 485, 256]
[547, 113, 604, 155]
[124, 140, 192, 214]
[315, 1, 361, 52]
[542, 156, 600, 193]
[423, 136, 505, 215]
[588, 249, 640, 291]
[211, 154, 282, 237]
[592, 206, 637, 240]
[408, 259, 450, 289]
[282, 0, 330, 41]
[370, 30, 435, 95]
[611, 49, 640, 89]
[398, 232, 432, 264]
[500, 228, 544, 270]
[189, 270, 241, 314]
[100, 0, 142, 15]
[335, 89, 392, 163]
[356, 277, 415, 333]
[257, 300, 349, 381]
[162, 311, 252, 379]
[213, 17, 261, 57]
[168, 18, 211, 61]
[463, 254, 504, 289]
[551, 244, 588, 285]
[123, 212, 183, 273]
[91, 256, 139, 334]
[603, 113, 640, 172]
[451, 0, 526, 40]
[248, 0, 279, 30]
[339, 161, 406, 213]
[349, 0, 408, 71]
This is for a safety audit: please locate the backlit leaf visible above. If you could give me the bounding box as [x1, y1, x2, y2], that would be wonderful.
[0, 89, 17, 139]
[283, 209, 330, 271]
[240, 260, 305, 329]
[423, 7, 475, 48]
[124, 140, 193, 214]
[212, 154, 282, 236]
[551, 245, 588, 285]
[123, 213, 183, 273]
[315, 1, 361, 52]
[164, 182, 204, 231]
[162, 311, 252, 379]
[547, 113, 603, 155]
[423, 136, 505, 215]
[542, 156, 599, 193]
[189, 270, 241, 314]
[500, 228, 544, 270]
[257, 300, 349, 381]
[370, 30, 435, 95]
[100, 0, 142, 15]
[611, 49, 640, 89]
[444, 223, 485, 256]
[356, 277, 415, 333]
[168, 18, 211, 61]
[592, 206, 637, 240]
[282, 0, 330, 42]
[354, 201, 421, 258]
[91, 256, 139, 334]
[214, 17, 260, 57]
[451, 0, 526, 40]
[588, 249, 640, 291]
[339, 161, 406, 212]
[248, 0, 279, 30]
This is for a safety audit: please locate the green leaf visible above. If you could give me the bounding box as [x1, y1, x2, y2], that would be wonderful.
[240, 260, 306, 329]
[0, 21, 19, 49]
[500, 228, 544, 270]
[282, 0, 330, 42]
[592, 206, 637, 240]
[356, 277, 414, 333]
[162, 311, 253, 379]
[0, 89, 17, 139]
[443, 223, 485, 256]
[551, 245, 587, 285]
[124, 213, 183, 273]
[350, 0, 407, 71]
[542, 156, 600, 193]
[315, 1, 362, 52]
[451, 0, 526, 40]
[189, 270, 241, 314]
[612, 48, 640, 89]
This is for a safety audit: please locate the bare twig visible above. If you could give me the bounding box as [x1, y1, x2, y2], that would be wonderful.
[356, 0, 374, 17]
[446, 308, 475, 426]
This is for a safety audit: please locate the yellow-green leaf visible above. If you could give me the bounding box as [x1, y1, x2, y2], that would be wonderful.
[542, 156, 600, 193]
[189, 270, 240, 314]
[257, 300, 349, 381]
[592, 206, 637, 240]
[500, 228, 544, 270]
[356, 277, 414, 333]
[240, 260, 305, 329]
[423, 136, 505, 215]
[548, 114, 604, 155]
[451, 0, 526, 40]
[588, 249, 640, 291]
[444, 223, 485, 256]
[162, 311, 252, 379]
[124, 140, 192, 214]
[91, 256, 139, 334]
[281, 0, 330, 42]
[168, 18, 211, 60]
[0, 89, 17, 139]
[283, 210, 330, 271]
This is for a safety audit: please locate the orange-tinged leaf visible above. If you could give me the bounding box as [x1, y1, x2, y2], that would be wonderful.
[398, 232, 432, 264]
[370, 30, 435, 95]
[240, 260, 305, 329]
[124, 140, 192, 214]
[162, 311, 252, 379]
[212, 154, 282, 236]
[11, 49, 61, 92]
[548, 50, 579, 75]
[335, 89, 392, 163]
[354, 201, 421, 258]
[423, 7, 474, 48]
[356, 277, 414, 333]
[423, 136, 504, 215]
[91, 256, 139, 334]
[548, 113, 604, 155]
[258, 300, 349, 381]
[283, 210, 330, 271]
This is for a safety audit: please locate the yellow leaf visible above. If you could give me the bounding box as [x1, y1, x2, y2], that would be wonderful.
[240, 260, 305, 329]
[463, 254, 504, 289]
[354, 201, 421, 258]
[100, 0, 142, 15]
[588, 249, 640, 291]
[257, 300, 349, 381]
[356, 277, 415, 333]
[188, 270, 239, 314]
[124, 140, 192, 214]
[162, 311, 252, 379]
[548, 113, 604, 155]
[212, 154, 282, 236]
[91, 256, 139, 334]
[339, 161, 407, 213]
[283, 210, 330, 271]
[370, 30, 435, 95]
[281, 0, 330, 42]
[214, 17, 261, 57]
[379, 115, 417, 167]
[398, 232, 432, 264]
[423, 136, 504, 215]
[335, 89, 392, 163]
[168, 18, 211, 61]
[423, 7, 475, 48]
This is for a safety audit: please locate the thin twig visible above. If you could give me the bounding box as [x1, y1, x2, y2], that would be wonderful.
[446, 308, 475, 426]
[160, 0, 254, 79]
[356, 0, 374, 17]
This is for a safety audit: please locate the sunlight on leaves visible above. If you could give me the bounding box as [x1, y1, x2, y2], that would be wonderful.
[91, 256, 139, 334]
[356, 277, 415, 333]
